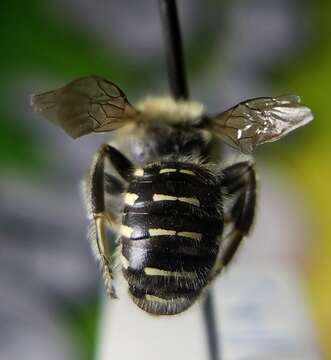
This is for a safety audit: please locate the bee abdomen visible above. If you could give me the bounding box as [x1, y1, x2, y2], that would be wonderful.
[130, 288, 198, 316]
[120, 161, 223, 315]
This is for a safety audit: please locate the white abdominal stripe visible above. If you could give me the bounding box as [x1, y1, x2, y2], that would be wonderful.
[144, 267, 198, 279]
[144, 294, 188, 304]
[152, 193, 200, 207]
[136, 166, 196, 178]
[149, 229, 202, 241]
[120, 225, 134, 238]
[124, 191, 200, 208]
[124, 192, 139, 206]
[158, 168, 196, 176]
[159, 168, 177, 174]
[120, 225, 202, 242]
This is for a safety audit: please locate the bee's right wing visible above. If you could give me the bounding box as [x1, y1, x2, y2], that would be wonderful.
[31, 76, 139, 138]
[207, 95, 313, 153]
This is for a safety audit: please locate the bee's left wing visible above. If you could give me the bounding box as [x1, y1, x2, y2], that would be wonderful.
[207, 95, 313, 153]
[31, 75, 139, 138]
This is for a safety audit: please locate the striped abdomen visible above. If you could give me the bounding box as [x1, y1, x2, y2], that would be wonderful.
[121, 161, 223, 315]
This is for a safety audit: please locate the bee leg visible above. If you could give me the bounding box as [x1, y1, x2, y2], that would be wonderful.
[104, 173, 125, 195]
[83, 145, 129, 298]
[101, 144, 134, 182]
[213, 161, 256, 277]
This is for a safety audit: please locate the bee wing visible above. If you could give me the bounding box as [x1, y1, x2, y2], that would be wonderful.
[209, 95, 313, 153]
[31, 75, 139, 138]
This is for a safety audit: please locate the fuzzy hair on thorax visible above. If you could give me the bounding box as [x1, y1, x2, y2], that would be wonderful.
[135, 96, 205, 124]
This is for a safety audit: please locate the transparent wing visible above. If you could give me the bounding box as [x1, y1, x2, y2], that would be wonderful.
[31, 75, 138, 138]
[209, 95, 313, 153]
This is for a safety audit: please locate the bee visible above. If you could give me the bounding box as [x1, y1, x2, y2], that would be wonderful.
[31, 75, 313, 315]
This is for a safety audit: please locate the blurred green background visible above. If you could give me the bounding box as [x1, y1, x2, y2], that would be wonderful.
[1, 0, 330, 359]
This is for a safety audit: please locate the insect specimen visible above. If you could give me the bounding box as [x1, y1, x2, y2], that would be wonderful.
[31, 75, 313, 315]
